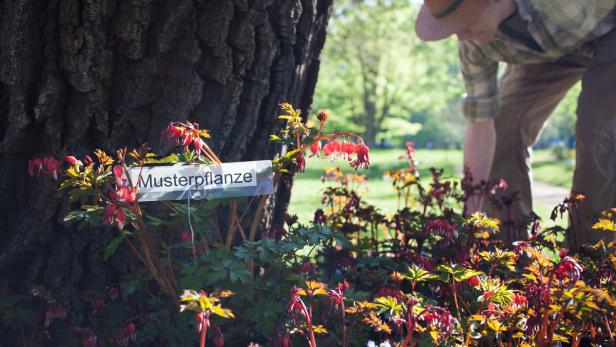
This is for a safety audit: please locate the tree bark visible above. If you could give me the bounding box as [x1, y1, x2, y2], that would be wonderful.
[0, 0, 332, 344]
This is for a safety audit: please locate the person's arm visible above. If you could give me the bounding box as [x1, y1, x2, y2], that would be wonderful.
[463, 119, 496, 214]
[458, 42, 500, 215]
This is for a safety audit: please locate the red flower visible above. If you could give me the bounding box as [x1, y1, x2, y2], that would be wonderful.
[486, 302, 499, 314]
[213, 326, 224, 347]
[113, 165, 125, 184]
[481, 290, 495, 302]
[295, 154, 306, 173]
[511, 294, 527, 309]
[467, 276, 480, 287]
[103, 203, 128, 230]
[424, 219, 458, 245]
[161, 121, 208, 154]
[350, 144, 370, 170]
[115, 187, 136, 203]
[161, 124, 185, 144]
[179, 231, 193, 242]
[341, 142, 356, 159]
[195, 312, 207, 333]
[115, 208, 127, 230]
[421, 306, 454, 337]
[103, 204, 117, 225]
[327, 279, 349, 307]
[323, 141, 337, 156]
[554, 256, 583, 283]
[287, 286, 308, 319]
[43, 156, 61, 180]
[65, 155, 82, 167]
[29, 156, 62, 180]
[309, 141, 321, 157]
[28, 158, 43, 176]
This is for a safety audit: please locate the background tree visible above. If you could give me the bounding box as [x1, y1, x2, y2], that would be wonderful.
[0, 0, 332, 342]
[315, 0, 464, 148]
[315, 0, 579, 150]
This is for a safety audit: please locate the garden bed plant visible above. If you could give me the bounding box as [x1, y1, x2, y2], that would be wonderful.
[8, 104, 616, 346]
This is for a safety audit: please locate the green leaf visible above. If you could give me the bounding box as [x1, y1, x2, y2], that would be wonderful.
[104, 234, 126, 260]
[63, 210, 85, 223]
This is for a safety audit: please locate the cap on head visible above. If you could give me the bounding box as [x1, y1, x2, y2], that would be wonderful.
[415, 0, 483, 41]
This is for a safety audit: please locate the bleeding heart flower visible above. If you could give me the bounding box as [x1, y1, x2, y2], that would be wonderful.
[28, 158, 43, 176]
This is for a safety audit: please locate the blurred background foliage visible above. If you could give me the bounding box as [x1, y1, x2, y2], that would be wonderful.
[313, 0, 579, 151]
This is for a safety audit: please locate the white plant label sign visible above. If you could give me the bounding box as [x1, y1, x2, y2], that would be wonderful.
[127, 160, 274, 202]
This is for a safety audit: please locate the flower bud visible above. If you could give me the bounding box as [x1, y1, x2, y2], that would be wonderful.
[316, 110, 329, 123]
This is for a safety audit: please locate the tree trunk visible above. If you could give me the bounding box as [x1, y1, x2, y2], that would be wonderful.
[0, 0, 332, 344]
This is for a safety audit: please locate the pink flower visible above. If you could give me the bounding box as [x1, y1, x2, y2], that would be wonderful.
[113, 165, 126, 184]
[323, 141, 337, 156]
[161, 121, 208, 154]
[309, 141, 321, 157]
[179, 231, 192, 242]
[327, 279, 349, 307]
[43, 156, 61, 180]
[115, 187, 136, 203]
[341, 142, 357, 159]
[115, 208, 126, 230]
[287, 286, 308, 318]
[213, 326, 224, 347]
[65, 155, 82, 167]
[295, 154, 306, 173]
[555, 256, 583, 283]
[421, 306, 454, 337]
[350, 144, 370, 170]
[511, 294, 527, 309]
[194, 138, 203, 154]
[486, 302, 499, 314]
[103, 204, 117, 225]
[28, 158, 43, 176]
[103, 203, 128, 230]
[424, 219, 458, 245]
[195, 312, 207, 333]
[29, 156, 62, 180]
[161, 124, 185, 144]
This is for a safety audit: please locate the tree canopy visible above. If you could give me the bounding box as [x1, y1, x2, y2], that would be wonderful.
[315, 0, 579, 149]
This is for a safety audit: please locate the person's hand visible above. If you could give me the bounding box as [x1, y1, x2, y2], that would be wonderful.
[463, 119, 496, 216]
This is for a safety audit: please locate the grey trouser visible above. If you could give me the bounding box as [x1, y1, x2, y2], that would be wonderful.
[485, 28, 616, 247]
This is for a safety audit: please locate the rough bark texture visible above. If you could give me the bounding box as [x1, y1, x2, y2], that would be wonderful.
[0, 0, 332, 343]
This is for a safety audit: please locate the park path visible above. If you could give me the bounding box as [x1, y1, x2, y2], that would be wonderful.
[533, 180, 570, 207]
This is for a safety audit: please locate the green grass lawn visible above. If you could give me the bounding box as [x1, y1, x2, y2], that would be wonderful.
[532, 149, 575, 188]
[288, 148, 573, 226]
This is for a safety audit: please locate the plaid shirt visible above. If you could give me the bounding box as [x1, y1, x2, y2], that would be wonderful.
[460, 0, 616, 122]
